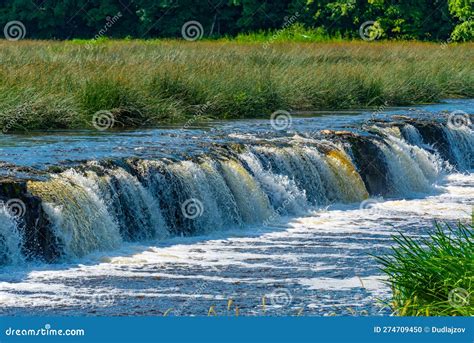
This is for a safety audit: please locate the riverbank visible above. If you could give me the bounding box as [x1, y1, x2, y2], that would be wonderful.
[0, 40, 473, 132]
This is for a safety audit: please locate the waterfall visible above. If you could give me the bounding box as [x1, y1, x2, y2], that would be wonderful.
[0, 116, 472, 264]
[137, 158, 243, 235]
[0, 205, 23, 265]
[87, 165, 168, 241]
[239, 150, 308, 215]
[442, 126, 474, 171]
[249, 146, 328, 205]
[220, 159, 273, 223]
[371, 126, 442, 196]
[27, 170, 123, 259]
[323, 148, 369, 202]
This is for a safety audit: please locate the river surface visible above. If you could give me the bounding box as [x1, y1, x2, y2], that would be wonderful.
[0, 99, 472, 316]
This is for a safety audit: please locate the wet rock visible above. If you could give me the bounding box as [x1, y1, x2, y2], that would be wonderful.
[411, 122, 454, 164]
[345, 137, 392, 196]
[391, 115, 413, 121]
[320, 129, 355, 137]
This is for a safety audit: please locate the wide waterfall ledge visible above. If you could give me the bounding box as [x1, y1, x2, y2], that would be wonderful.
[0, 111, 473, 266]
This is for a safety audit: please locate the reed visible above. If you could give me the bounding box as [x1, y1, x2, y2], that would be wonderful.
[0, 40, 473, 132]
[376, 222, 473, 316]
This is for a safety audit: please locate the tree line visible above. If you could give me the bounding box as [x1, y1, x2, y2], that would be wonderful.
[0, 0, 472, 41]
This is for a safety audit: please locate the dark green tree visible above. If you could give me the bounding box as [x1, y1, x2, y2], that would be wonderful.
[0, 0, 471, 41]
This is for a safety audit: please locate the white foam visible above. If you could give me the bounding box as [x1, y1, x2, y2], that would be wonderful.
[0, 173, 471, 315]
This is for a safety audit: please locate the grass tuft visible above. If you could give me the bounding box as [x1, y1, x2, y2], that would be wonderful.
[376, 222, 473, 316]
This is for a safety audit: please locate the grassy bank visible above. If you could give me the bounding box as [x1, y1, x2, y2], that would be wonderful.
[0, 40, 473, 131]
[377, 223, 473, 316]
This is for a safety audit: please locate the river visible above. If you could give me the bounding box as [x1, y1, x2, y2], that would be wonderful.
[0, 99, 472, 315]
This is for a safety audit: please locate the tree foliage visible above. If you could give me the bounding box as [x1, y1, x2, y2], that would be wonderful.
[0, 0, 472, 41]
[449, 0, 474, 41]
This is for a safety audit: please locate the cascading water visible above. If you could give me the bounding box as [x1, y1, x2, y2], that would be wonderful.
[27, 171, 123, 259]
[0, 205, 23, 265]
[401, 124, 425, 147]
[0, 114, 472, 265]
[442, 126, 474, 171]
[87, 165, 168, 241]
[371, 126, 444, 196]
[239, 150, 308, 215]
[323, 148, 369, 202]
[248, 146, 328, 205]
[220, 159, 274, 223]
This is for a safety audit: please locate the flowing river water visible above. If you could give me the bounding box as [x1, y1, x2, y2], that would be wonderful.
[0, 100, 472, 316]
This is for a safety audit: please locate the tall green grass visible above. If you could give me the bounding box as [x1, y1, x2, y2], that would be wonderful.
[0, 40, 473, 131]
[376, 222, 473, 316]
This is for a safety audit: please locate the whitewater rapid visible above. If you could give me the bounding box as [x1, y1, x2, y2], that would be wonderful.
[0, 100, 472, 315]
[0, 172, 471, 315]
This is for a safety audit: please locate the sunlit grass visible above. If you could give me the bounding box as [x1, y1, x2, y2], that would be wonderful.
[376, 222, 473, 316]
[0, 40, 473, 131]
